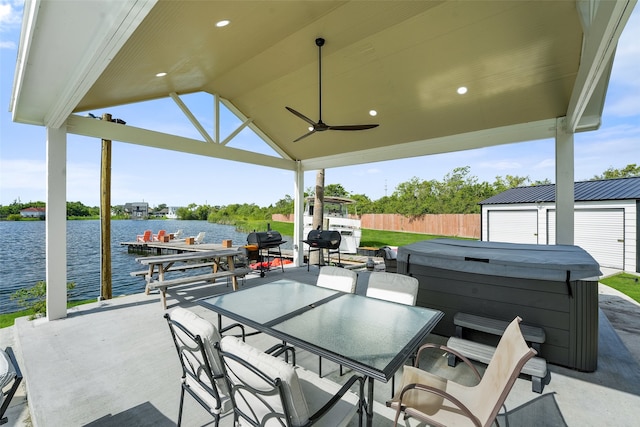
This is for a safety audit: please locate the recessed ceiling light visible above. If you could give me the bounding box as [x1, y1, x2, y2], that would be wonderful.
[457, 86, 468, 95]
[369, 110, 378, 117]
[216, 19, 230, 27]
[155, 72, 167, 77]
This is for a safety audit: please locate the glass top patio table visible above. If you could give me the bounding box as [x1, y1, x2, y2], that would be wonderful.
[200, 279, 443, 382]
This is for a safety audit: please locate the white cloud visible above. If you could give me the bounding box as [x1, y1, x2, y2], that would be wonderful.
[0, 158, 45, 203]
[0, 1, 22, 27]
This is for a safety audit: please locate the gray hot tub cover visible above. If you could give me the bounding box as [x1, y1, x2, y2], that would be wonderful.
[398, 239, 602, 282]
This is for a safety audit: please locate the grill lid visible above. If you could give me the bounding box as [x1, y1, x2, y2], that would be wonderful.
[247, 231, 284, 247]
[304, 230, 341, 249]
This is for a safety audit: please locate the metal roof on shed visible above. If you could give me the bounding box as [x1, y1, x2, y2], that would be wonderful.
[479, 177, 640, 205]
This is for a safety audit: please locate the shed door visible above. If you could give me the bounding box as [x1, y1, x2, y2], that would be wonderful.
[487, 210, 538, 244]
[548, 208, 624, 269]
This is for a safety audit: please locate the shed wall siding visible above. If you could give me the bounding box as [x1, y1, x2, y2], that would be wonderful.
[482, 200, 637, 272]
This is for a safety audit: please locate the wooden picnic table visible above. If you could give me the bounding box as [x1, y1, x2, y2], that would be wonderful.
[134, 248, 250, 309]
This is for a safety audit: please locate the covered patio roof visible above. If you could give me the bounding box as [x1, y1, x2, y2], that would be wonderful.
[10, 0, 635, 170]
[9, 0, 636, 320]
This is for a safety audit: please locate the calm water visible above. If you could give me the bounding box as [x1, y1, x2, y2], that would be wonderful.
[0, 220, 292, 314]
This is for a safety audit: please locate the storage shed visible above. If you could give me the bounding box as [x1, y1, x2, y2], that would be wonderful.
[479, 177, 640, 272]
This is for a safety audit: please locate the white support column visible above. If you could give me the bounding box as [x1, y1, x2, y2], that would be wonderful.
[555, 117, 575, 245]
[292, 163, 305, 266]
[45, 126, 68, 320]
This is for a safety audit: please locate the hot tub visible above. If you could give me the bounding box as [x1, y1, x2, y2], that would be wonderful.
[397, 239, 602, 371]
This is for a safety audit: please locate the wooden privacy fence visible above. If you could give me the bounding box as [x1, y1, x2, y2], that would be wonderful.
[272, 213, 480, 239]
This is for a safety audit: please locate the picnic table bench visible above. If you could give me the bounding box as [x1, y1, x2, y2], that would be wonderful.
[135, 248, 250, 309]
[447, 312, 550, 393]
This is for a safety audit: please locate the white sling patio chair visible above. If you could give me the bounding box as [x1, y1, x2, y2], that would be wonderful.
[315, 266, 358, 376]
[388, 317, 537, 427]
[366, 271, 419, 395]
[366, 271, 419, 306]
[316, 266, 357, 293]
[218, 336, 364, 427]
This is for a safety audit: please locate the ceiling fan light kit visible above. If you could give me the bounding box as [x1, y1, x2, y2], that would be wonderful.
[286, 37, 379, 142]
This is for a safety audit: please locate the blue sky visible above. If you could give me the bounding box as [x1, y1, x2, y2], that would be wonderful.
[1, 1, 638, 208]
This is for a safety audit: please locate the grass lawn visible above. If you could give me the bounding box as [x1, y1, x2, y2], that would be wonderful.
[232, 220, 470, 247]
[0, 299, 95, 329]
[600, 273, 640, 304]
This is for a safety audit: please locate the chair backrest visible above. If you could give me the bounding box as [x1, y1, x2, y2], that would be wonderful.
[138, 230, 152, 242]
[366, 272, 419, 306]
[165, 308, 229, 400]
[472, 317, 537, 425]
[219, 336, 310, 427]
[316, 266, 357, 293]
[154, 230, 166, 240]
[194, 232, 206, 244]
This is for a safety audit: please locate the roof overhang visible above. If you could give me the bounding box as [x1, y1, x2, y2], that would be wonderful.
[10, 0, 636, 172]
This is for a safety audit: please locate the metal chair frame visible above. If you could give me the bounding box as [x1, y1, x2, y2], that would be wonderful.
[0, 347, 23, 426]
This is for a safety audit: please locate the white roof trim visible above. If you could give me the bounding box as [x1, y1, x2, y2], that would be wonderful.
[301, 119, 558, 171]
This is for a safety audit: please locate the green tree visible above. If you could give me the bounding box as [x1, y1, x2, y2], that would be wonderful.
[325, 183, 349, 198]
[592, 164, 640, 179]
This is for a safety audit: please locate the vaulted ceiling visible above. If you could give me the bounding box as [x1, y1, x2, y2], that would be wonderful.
[10, 0, 635, 172]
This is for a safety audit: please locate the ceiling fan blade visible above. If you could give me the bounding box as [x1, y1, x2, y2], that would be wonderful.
[293, 129, 317, 143]
[287, 38, 380, 142]
[328, 124, 379, 131]
[286, 106, 317, 127]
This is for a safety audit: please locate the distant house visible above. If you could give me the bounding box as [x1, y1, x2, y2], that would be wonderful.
[479, 177, 640, 272]
[124, 202, 149, 219]
[166, 206, 180, 219]
[151, 207, 169, 218]
[20, 207, 46, 218]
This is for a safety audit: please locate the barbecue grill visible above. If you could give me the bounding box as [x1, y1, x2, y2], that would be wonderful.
[246, 230, 286, 277]
[303, 229, 342, 270]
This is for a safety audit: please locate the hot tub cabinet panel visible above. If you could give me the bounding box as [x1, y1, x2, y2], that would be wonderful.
[397, 239, 601, 371]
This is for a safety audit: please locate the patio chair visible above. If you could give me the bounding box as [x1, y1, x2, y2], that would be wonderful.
[136, 230, 152, 242]
[164, 307, 246, 426]
[388, 316, 537, 427]
[315, 266, 358, 377]
[316, 265, 357, 293]
[218, 336, 364, 427]
[153, 229, 167, 242]
[173, 229, 184, 239]
[366, 272, 419, 395]
[1, 347, 23, 426]
[366, 272, 419, 306]
[194, 232, 206, 244]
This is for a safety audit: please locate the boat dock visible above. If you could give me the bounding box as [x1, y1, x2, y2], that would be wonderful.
[120, 240, 383, 268]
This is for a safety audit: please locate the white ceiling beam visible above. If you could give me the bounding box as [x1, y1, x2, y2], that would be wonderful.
[220, 98, 294, 161]
[566, 0, 636, 132]
[221, 118, 254, 146]
[66, 115, 296, 171]
[169, 92, 215, 143]
[300, 119, 558, 171]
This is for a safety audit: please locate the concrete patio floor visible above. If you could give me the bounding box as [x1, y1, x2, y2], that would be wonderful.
[3, 266, 640, 426]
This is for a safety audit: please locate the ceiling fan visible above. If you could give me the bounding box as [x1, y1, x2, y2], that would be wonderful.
[286, 37, 379, 142]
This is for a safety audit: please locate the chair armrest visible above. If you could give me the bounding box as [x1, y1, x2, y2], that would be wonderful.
[307, 374, 365, 424]
[415, 343, 481, 381]
[265, 343, 296, 365]
[220, 323, 246, 341]
[394, 383, 482, 427]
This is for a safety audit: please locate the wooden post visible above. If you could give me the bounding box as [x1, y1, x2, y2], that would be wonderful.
[100, 113, 112, 300]
[310, 169, 325, 266]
